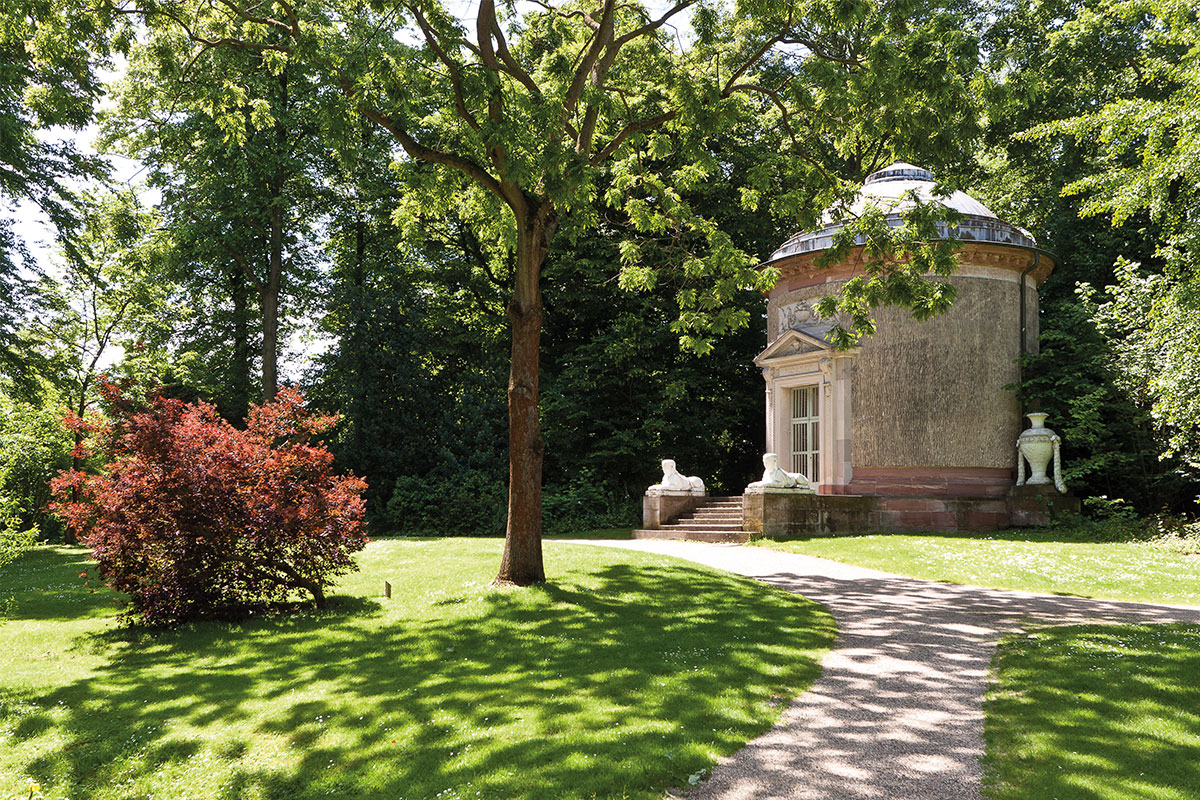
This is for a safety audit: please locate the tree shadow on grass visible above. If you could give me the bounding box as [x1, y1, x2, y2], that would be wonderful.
[6, 562, 834, 800]
[985, 624, 1200, 800]
[0, 546, 124, 622]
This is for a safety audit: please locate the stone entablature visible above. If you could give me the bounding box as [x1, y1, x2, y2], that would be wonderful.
[767, 241, 1056, 296]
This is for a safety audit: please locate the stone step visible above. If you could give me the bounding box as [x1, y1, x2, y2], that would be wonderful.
[632, 529, 750, 544]
[665, 521, 745, 531]
[686, 515, 743, 523]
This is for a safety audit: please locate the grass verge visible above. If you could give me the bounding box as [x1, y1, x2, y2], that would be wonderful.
[0, 539, 834, 800]
[985, 623, 1200, 800]
[753, 529, 1200, 605]
[550, 528, 635, 540]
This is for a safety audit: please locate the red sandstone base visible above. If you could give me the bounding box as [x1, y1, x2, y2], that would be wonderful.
[844, 467, 1014, 498]
[742, 486, 1079, 538]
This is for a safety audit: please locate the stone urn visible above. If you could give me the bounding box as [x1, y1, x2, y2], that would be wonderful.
[1016, 412, 1065, 493]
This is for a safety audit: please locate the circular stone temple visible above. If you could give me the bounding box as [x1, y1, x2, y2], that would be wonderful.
[755, 162, 1055, 506]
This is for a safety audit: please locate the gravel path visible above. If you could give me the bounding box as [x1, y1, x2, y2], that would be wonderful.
[556, 538, 1200, 800]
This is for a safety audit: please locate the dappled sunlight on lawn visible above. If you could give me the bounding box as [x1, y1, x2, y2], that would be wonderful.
[985, 624, 1200, 800]
[570, 539, 1200, 800]
[0, 539, 834, 800]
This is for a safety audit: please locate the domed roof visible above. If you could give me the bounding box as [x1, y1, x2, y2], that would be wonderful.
[767, 163, 1037, 262]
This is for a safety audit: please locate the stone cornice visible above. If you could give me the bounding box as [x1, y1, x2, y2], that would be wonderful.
[764, 242, 1056, 296]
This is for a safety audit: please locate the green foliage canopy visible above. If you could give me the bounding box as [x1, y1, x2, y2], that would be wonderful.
[0, 0, 122, 395]
[973, 0, 1196, 508]
[1019, 0, 1200, 471]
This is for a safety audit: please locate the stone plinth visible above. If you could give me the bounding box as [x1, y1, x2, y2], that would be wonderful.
[741, 490, 1081, 538]
[743, 492, 874, 538]
[642, 491, 708, 529]
[632, 528, 748, 544]
[847, 467, 1013, 497]
[1008, 485, 1080, 526]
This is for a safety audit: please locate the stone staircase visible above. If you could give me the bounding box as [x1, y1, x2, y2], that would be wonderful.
[632, 496, 748, 543]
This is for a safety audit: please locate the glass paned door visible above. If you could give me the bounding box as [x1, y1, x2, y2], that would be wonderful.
[790, 386, 820, 483]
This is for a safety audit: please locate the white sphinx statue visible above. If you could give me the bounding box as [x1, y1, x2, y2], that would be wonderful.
[745, 453, 814, 493]
[645, 459, 706, 496]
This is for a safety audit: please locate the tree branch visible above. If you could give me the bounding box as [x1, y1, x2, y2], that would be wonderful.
[724, 82, 835, 183]
[145, 2, 293, 53]
[355, 102, 507, 205]
[475, 0, 513, 178]
[217, 237, 266, 292]
[612, 0, 698, 48]
[782, 34, 862, 67]
[722, 36, 781, 95]
[528, 0, 595, 27]
[214, 0, 294, 35]
[404, 1, 482, 131]
[562, 0, 616, 118]
[591, 109, 677, 164]
[489, 13, 542, 97]
[162, 3, 294, 53]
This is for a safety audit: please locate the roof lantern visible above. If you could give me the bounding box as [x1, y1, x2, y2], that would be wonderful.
[767, 163, 1038, 262]
[864, 163, 934, 184]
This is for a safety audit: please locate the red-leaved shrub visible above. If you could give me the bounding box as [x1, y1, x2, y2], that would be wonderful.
[51, 382, 368, 625]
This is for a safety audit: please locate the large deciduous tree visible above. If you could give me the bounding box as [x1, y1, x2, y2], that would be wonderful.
[129, 0, 980, 583]
[103, 34, 327, 410]
[974, 0, 1194, 509]
[0, 0, 122, 395]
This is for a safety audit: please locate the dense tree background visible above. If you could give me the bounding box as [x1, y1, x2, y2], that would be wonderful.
[976, 0, 1200, 513]
[4, 0, 1200, 553]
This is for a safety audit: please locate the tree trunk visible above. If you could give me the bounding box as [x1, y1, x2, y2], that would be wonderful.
[350, 204, 368, 455]
[261, 204, 282, 403]
[66, 431, 82, 546]
[261, 69, 289, 404]
[65, 383, 90, 545]
[495, 209, 554, 586]
[230, 265, 252, 420]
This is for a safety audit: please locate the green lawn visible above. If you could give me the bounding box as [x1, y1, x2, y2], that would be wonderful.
[0, 539, 835, 800]
[754, 529, 1200, 605]
[985, 624, 1200, 800]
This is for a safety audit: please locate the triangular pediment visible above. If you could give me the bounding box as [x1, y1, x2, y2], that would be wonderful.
[754, 328, 833, 364]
